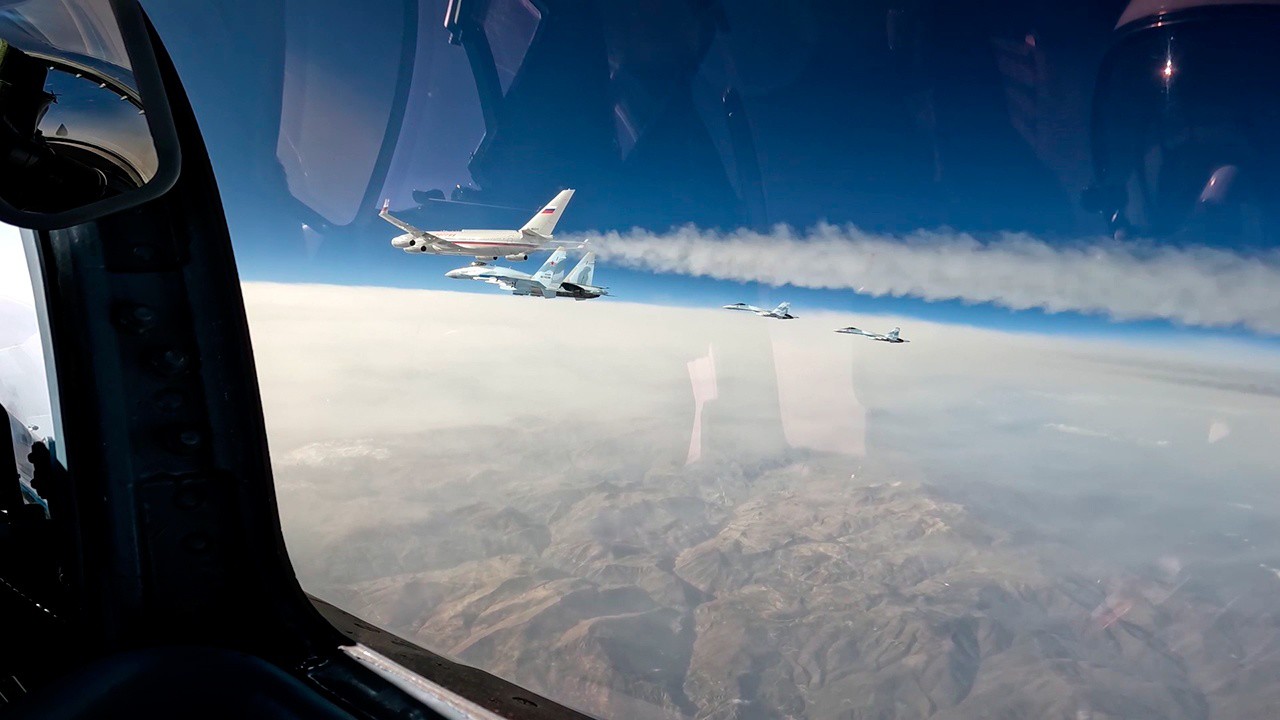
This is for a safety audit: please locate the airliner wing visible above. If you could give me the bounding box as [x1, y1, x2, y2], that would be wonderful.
[379, 200, 423, 235]
[379, 202, 473, 252]
[421, 235, 470, 253]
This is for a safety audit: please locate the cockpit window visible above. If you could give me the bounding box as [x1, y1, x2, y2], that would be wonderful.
[275, 0, 418, 225]
[0, 225, 55, 511]
[0, 0, 161, 200]
[0, 0, 132, 74]
[480, 0, 541, 95]
[143, 1, 1280, 717]
[1091, 8, 1280, 244]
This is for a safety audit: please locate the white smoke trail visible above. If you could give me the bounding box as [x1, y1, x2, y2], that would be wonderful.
[589, 224, 1280, 334]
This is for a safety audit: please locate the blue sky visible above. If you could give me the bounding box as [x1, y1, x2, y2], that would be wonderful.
[140, 0, 1280, 353]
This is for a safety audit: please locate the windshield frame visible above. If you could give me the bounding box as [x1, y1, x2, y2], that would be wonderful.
[0, 0, 181, 231]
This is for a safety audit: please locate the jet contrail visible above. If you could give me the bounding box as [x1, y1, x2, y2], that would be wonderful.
[588, 224, 1280, 334]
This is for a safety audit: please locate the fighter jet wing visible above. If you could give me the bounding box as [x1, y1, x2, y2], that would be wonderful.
[835, 327, 885, 339]
[486, 277, 520, 292]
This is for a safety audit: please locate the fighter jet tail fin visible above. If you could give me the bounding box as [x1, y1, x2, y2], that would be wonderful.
[887, 327, 900, 341]
[532, 247, 569, 288]
[521, 189, 575, 237]
[563, 252, 596, 287]
[773, 302, 791, 316]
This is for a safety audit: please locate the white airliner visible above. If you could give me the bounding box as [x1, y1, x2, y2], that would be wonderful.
[722, 301, 796, 319]
[445, 248, 606, 300]
[381, 189, 575, 263]
[836, 326, 908, 343]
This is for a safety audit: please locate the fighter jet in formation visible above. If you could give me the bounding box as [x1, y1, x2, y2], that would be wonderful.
[722, 301, 796, 319]
[554, 251, 608, 300]
[722, 299, 908, 342]
[836, 326, 908, 343]
[445, 248, 607, 300]
[381, 189, 575, 263]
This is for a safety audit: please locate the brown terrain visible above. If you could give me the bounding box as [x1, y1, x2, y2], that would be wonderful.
[277, 425, 1280, 720]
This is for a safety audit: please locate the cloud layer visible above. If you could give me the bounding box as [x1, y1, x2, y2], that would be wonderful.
[241, 283, 1280, 719]
[242, 282, 1280, 524]
[589, 225, 1280, 333]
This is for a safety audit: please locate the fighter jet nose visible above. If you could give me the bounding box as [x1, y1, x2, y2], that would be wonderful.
[445, 270, 461, 278]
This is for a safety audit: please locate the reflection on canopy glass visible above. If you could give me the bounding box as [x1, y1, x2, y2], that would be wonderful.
[145, 0, 1280, 717]
[0, 0, 159, 212]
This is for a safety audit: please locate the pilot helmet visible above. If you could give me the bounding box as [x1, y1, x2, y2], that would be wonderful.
[1084, 0, 1280, 247]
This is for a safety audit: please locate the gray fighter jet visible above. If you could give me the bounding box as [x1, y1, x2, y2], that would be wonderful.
[554, 252, 608, 300]
[722, 301, 796, 319]
[445, 247, 568, 297]
[445, 248, 606, 300]
[836, 326, 908, 343]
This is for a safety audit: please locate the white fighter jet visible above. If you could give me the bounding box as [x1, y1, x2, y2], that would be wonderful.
[553, 252, 608, 301]
[722, 301, 796, 319]
[835, 326, 908, 343]
[381, 189, 575, 263]
[445, 248, 605, 300]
